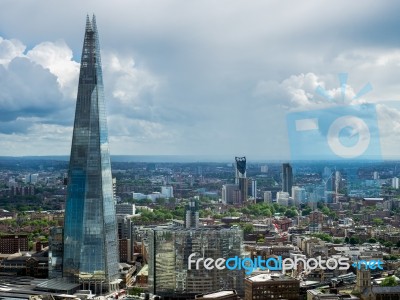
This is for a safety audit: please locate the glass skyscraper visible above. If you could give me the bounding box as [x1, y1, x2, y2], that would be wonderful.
[63, 15, 119, 290]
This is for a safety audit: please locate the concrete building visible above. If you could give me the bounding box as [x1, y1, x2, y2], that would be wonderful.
[222, 184, 240, 205]
[161, 186, 174, 198]
[264, 191, 272, 203]
[277, 191, 290, 206]
[116, 203, 136, 215]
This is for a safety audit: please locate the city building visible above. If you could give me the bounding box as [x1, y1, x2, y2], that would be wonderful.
[185, 198, 199, 228]
[282, 163, 293, 196]
[264, 191, 272, 203]
[148, 226, 244, 298]
[292, 186, 306, 205]
[161, 186, 174, 198]
[277, 191, 290, 206]
[249, 179, 257, 199]
[48, 227, 63, 279]
[222, 184, 240, 205]
[0, 234, 29, 254]
[392, 177, 399, 189]
[116, 203, 136, 215]
[235, 156, 248, 203]
[119, 238, 132, 263]
[62, 15, 119, 292]
[244, 273, 300, 300]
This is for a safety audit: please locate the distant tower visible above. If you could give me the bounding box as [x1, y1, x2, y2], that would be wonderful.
[250, 179, 257, 199]
[354, 264, 373, 298]
[62, 16, 119, 292]
[235, 157, 248, 203]
[282, 163, 293, 196]
[185, 198, 199, 228]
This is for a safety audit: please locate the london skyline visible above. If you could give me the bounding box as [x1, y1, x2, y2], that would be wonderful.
[1, 1, 400, 160]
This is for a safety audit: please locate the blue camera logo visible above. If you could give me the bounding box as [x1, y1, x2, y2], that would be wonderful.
[287, 104, 381, 161]
[286, 76, 381, 161]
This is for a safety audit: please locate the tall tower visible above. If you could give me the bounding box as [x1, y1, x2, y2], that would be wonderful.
[63, 16, 119, 291]
[185, 198, 199, 228]
[282, 163, 293, 196]
[235, 156, 248, 203]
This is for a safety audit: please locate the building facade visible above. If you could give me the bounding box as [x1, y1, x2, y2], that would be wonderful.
[62, 16, 119, 291]
[148, 226, 244, 297]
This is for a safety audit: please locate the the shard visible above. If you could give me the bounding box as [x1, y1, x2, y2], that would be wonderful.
[63, 15, 119, 291]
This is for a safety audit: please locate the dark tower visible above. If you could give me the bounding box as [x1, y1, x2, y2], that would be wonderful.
[235, 157, 248, 203]
[282, 163, 293, 196]
[62, 15, 119, 292]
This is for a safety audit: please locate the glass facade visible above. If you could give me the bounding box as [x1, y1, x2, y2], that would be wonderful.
[63, 16, 119, 284]
[148, 226, 244, 296]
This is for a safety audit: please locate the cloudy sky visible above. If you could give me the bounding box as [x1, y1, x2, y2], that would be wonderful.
[1, 0, 400, 160]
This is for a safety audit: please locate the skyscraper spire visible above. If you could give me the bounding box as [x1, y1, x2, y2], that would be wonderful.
[63, 15, 119, 293]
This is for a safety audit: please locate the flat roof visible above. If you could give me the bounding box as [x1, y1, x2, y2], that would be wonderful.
[202, 291, 235, 298]
[247, 274, 293, 282]
[36, 279, 80, 292]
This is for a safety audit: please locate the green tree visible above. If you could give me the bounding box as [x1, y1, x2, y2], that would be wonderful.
[373, 218, 384, 226]
[349, 237, 360, 245]
[333, 238, 343, 244]
[285, 209, 298, 218]
[242, 223, 254, 234]
[368, 238, 377, 243]
[384, 241, 393, 248]
[302, 207, 312, 216]
[380, 276, 398, 287]
[396, 240, 400, 248]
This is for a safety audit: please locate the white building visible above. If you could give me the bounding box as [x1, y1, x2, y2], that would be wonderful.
[276, 191, 289, 206]
[161, 186, 174, 198]
[292, 186, 305, 206]
[132, 192, 147, 200]
[392, 177, 399, 189]
[264, 191, 272, 203]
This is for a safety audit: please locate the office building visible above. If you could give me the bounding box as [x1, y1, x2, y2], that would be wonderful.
[263, 191, 272, 203]
[235, 156, 248, 203]
[222, 184, 240, 205]
[244, 274, 300, 300]
[249, 179, 257, 199]
[148, 226, 244, 297]
[119, 238, 132, 263]
[282, 163, 293, 196]
[0, 234, 29, 254]
[277, 191, 290, 206]
[62, 16, 119, 292]
[292, 186, 306, 205]
[392, 177, 399, 189]
[185, 198, 199, 228]
[49, 227, 64, 279]
[116, 203, 136, 215]
[161, 186, 174, 198]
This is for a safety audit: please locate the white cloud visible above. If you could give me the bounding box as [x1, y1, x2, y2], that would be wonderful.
[0, 37, 25, 66]
[27, 40, 80, 99]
